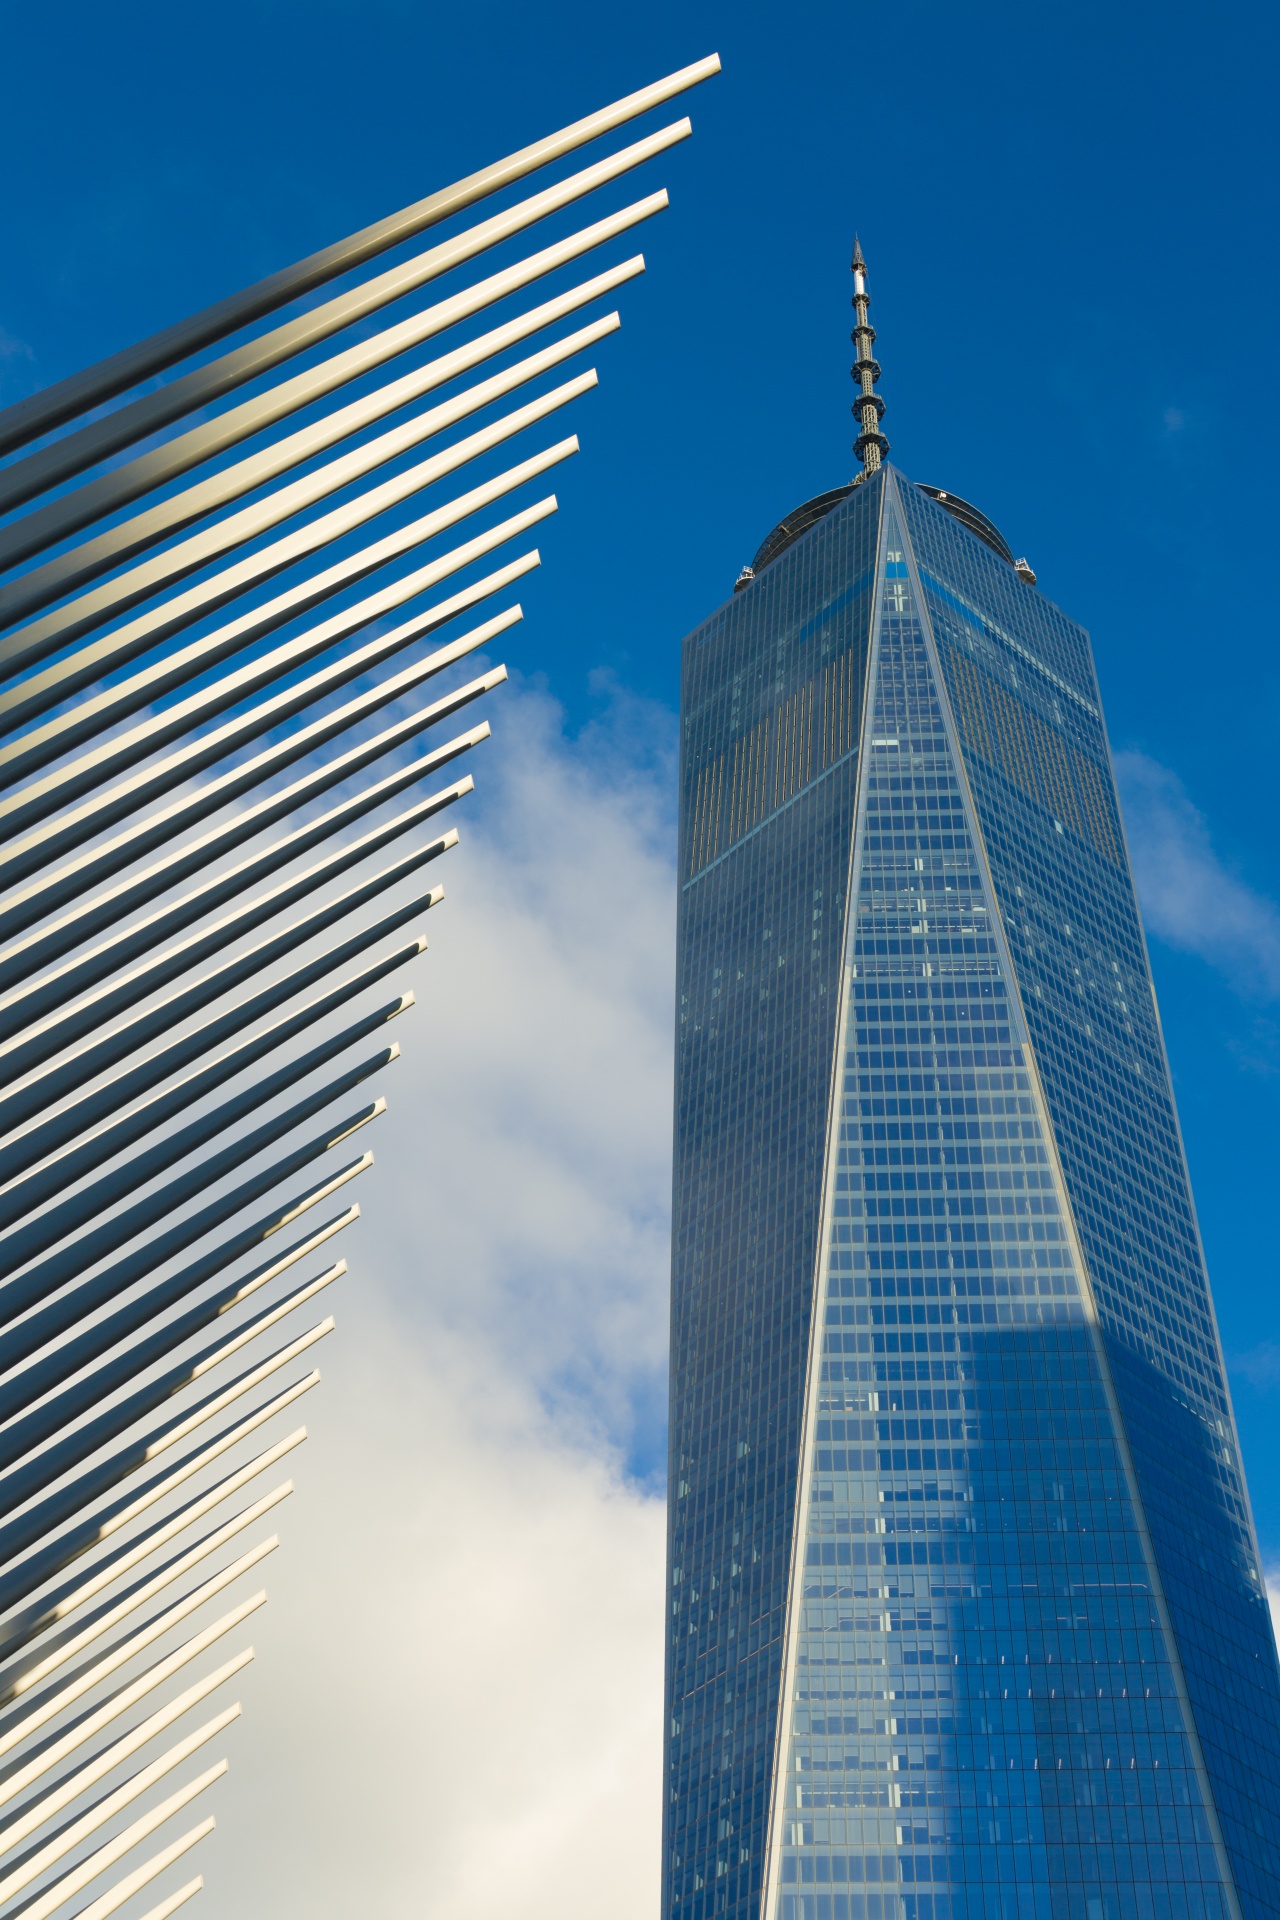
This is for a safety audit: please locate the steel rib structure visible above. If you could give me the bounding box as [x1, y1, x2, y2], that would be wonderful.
[0, 52, 718, 1919]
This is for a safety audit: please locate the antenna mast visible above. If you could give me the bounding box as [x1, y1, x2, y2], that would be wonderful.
[851, 237, 889, 478]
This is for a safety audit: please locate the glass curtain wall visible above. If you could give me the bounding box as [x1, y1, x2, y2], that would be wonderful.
[769, 482, 1233, 1920]
[667, 463, 1280, 1920]
[898, 480, 1280, 1920]
[667, 474, 884, 1920]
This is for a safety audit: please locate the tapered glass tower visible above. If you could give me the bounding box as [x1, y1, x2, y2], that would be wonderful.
[665, 249, 1280, 1920]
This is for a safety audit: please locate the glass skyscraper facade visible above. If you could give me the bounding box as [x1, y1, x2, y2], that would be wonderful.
[665, 463, 1280, 1920]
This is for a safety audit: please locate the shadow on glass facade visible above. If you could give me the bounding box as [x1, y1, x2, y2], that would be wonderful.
[666, 468, 1280, 1920]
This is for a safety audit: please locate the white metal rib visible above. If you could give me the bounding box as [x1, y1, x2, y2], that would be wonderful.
[0, 488, 550, 787]
[0, 51, 717, 459]
[0, 223, 645, 570]
[0, 1478, 294, 1684]
[0, 1376, 316, 1635]
[0, 56, 717, 1909]
[12, 1764, 225, 1919]
[0, 713, 479, 992]
[0, 1719, 235, 1906]
[0, 1603, 259, 1824]
[0, 128, 676, 606]
[5, 319, 613, 640]
[0, 588, 520, 892]
[133, 1875, 203, 1920]
[0, 1541, 276, 1737]
[0, 761, 473, 1039]
[0, 449, 557, 738]
[60, 1816, 214, 1920]
[0, 368, 586, 760]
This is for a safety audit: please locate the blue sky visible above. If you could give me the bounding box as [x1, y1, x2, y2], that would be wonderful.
[1, 4, 1278, 1908]
[4, 0, 1278, 1596]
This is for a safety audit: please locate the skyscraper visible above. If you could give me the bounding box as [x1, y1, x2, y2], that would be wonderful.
[665, 246, 1280, 1920]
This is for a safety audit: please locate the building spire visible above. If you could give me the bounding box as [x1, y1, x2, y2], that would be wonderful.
[850, 236, 889, 477]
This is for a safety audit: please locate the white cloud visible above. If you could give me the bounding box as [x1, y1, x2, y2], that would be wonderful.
[200, 677, 677, 1917]
[1114, 750, 1280, 999]
[1267, 1573, 1280, 1656]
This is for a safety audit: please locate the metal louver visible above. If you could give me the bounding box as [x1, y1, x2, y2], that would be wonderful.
[0, 52, 719, 1918]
